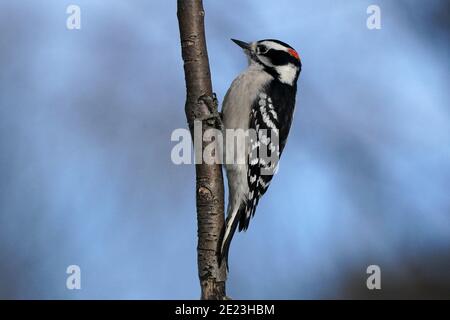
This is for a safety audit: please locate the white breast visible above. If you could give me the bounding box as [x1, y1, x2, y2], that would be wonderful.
[221, 63, 273, 218]
[222, 63, 273, 131]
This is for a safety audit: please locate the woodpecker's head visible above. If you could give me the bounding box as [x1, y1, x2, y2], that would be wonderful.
[231, 38, 301, 85]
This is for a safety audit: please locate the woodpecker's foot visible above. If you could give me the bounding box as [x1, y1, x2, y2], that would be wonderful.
[197, 93, 223, 129]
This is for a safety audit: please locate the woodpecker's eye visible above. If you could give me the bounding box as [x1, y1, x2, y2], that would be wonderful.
[257, 45, 268, 54]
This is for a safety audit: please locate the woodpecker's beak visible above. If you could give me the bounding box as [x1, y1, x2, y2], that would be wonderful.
[231, 39, 251, 51]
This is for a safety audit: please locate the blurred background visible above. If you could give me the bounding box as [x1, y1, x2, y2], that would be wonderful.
[0, 0, 449, 299]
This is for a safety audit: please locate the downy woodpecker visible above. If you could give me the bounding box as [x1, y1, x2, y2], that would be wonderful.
[220, 39, 302, 268]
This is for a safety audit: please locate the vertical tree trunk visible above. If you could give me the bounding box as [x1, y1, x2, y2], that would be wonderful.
[176, 0, 228, 300]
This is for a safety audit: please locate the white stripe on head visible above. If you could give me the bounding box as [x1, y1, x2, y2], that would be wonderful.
[259, 41, 290, 52]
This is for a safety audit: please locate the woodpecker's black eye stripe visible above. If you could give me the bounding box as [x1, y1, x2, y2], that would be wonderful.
[264, 49, 297, 66]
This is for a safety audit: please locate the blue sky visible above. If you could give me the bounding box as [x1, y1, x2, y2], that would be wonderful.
[0, 0, 449, 298]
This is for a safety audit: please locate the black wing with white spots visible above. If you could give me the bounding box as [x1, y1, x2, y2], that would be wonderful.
[238, 83, 297, 231]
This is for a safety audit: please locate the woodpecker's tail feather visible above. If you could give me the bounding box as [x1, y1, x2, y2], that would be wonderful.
[218, 203, 246, 270]
[238, 197, 260, 232]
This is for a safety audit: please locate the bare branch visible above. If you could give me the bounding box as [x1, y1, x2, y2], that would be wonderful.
[177, 0, 228, 300]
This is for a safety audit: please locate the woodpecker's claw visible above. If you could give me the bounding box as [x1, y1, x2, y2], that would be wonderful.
[197, 93, 223, 129]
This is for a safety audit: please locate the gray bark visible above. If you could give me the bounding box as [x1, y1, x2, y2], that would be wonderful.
[176, 0, 228, 300]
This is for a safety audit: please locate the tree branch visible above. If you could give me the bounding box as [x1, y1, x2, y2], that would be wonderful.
[177, 0, 228, 300]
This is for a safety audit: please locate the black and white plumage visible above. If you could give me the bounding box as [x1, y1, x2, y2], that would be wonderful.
[220, 39, 302, 268]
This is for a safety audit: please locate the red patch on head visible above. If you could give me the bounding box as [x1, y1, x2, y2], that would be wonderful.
[288, 48, 300, 61]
